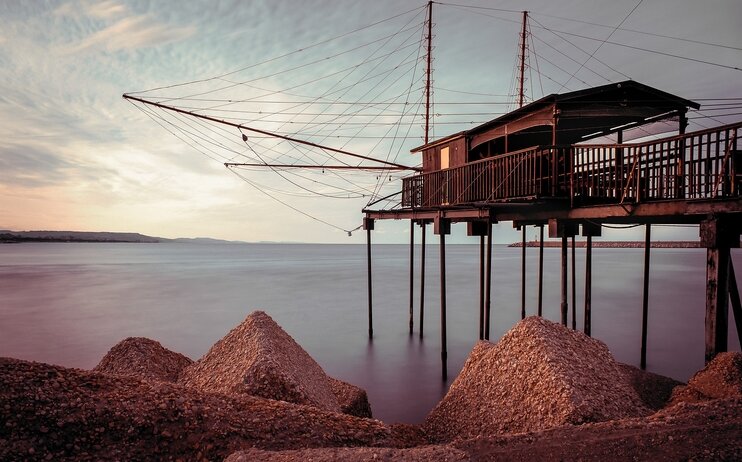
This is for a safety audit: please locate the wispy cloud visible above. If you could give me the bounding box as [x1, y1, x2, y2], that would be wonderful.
[63, 15, 196, 54]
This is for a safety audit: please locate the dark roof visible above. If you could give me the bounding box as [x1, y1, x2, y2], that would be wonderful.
[412, 81, 699, 152]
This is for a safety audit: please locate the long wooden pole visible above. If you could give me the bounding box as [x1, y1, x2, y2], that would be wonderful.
[538, 224, 544, 317]
[571, 235, 576, 329]
[518, 11, 528, 108]
[424, 1, 433, 145]
[479, 234, 485, 339]
[122, 94, 416, 171]
[729, 259, 742, 350]
[367, 227, 373, 339]
[409, 221, 415, 335]
[521, 226, 527, 319]
[440, 232, 448, 380]
[640, 224, 651, 369]
[561, 235, 568, 326]
[706, 246, 730, 363]
[485, 222, 493, 340]
[584, 235, 592, 336]
[419, 222, 426, 339]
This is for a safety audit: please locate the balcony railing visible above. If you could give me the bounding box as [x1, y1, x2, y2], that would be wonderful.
[402, 121, 741, 208]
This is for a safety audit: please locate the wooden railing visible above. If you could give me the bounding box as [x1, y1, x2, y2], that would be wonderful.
[401, 121, 741, 208]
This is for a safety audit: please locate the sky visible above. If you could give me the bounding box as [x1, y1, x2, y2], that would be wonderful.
[1, 0, 740, 243]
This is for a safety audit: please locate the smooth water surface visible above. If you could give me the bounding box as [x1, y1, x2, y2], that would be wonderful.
[1, 242, 739, 423]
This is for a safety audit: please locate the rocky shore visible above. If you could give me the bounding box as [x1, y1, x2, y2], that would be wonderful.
[1, 312, 740, 461]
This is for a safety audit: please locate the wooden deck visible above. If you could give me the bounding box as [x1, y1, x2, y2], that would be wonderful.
[388, 121, 741, 220]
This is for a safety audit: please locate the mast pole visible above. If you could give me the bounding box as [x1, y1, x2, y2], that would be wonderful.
[518, 11, 528, 108]
[424, 1, 433, 144]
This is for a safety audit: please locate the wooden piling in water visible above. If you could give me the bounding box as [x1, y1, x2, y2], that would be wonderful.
[641, 224, 651, 370]
[435, 216, 450, 380]
[585, 235, 592, 336]
[571, 235, 576, 330]
[485, 221, 493, 340]
[419, 221, 426, 339]
[700, 217, 738, 363]
[479, 234, 485, 339]
[409, 220, 414, 335]
[729, 260, 742, 350]
[538, 224, 544, 317]
[561, 235, 568, 326]
[582, 221, 601, 337]
[521, 226, 526, 320]
[364, 218, 374, 339]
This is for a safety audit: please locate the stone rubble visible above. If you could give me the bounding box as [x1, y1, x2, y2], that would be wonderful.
[0, 357, 395, 462]
[3, 311, 741, 461]
[617, 363, 683, 410]
[667, 351, 742, 406]
[423, 316, 650, 442]
[328, 377, 373, 418]
[178, 311, 341, 413]
[93, 337, 193, 383]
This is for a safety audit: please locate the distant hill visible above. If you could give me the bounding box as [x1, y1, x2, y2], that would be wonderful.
[0, 230, 243, 244]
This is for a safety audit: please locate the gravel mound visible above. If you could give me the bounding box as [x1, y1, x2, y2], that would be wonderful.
[423, 316, 650, 442]
[617, 363, 683, 410]
[93, 337, 193, 383]
[328, 377, 372, 418]
[179, 311, 341, 412]
[0, 357, 395, 462]
[226, 446, 470, 462]
[668, 351, 742, 406]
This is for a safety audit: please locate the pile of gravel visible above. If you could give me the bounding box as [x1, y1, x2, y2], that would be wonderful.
[328, 377, 372, 418]
[179, 311, 342, 413]
[0, 357, 396, 461]
[423, 316, 650, 442]
[617, 363, 682, 410]
[668, 351, 742, 406]
[93, 337, 193, 383]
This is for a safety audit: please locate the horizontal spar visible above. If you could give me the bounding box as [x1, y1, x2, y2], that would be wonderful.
[123, 94, 421, 172]
[224, 162, 411, 171]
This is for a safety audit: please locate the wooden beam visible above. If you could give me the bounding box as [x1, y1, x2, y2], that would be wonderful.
[485, 222, 493, 340]
[729, 259, 742, 351]
[440, 231, 448, 381]
[419, 221, 427, 340]
[641, 224, 651, 369]
[705, 246, 730, 363]
[408, 221, 415, 335]
[364, 218, 374, 339]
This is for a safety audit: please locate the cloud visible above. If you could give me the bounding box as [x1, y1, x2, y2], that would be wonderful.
[85, 0, 127, 19]
[0, 143, 78, 188]
[63, 14, 196, 54]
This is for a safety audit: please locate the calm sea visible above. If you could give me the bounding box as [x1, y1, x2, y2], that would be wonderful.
[1, 242, 739, 423]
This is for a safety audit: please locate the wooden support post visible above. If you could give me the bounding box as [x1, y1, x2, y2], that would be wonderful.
[561, 235, 568, 326]
[538, 224, 544, 317]
[363, 217, 375, 339]
[585, 235, 593, 336]
[641, 224, 651, 370]
[469, 221, 488, 340]
[705, 246, 730, 363]
[700, 217, 740, 363]
[419, 221, 427, 340]
[521, 225, 527, 320]
[479, 234, 485, 339]
[729, 260, 742, 350]
[409, 220, 415, 335]
[485, 221, 493, 340]
[571, 235, 576, 330]
[581, 222, 601, 337]
[435, 216, 451, 380]
[550, 219, 578, 327]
